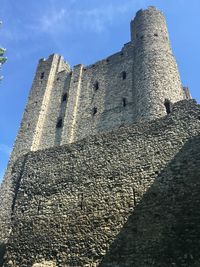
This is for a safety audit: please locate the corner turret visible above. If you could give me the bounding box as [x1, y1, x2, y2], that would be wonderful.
[131, 6, 186, 121]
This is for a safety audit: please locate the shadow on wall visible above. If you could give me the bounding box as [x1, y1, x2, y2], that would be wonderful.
[0, 244, 5, 267]
[99, 135, 200, 267]
[3, 109, 200, 266]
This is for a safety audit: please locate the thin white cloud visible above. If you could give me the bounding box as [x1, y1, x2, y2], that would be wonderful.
[0, 144, 11, 156]
[2, 0, 150, 42]
[38, 8, 67, 33]
[30, 0, 149, 34]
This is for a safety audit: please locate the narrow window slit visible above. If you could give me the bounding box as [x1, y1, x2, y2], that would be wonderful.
[62, 93, 67, 102]
[123, 98, 127, 107]
[92, 107, 97, 115]
[37, 200, 42, 215]
[122, 71, 127, 80]
[79, 193, 84, 210]
[133, 188, 137, 207]
[40, 72, 44, 79]
[94, 81, 99, 91]
[164, 99, 172, 114]
[56, 118, 63, 128]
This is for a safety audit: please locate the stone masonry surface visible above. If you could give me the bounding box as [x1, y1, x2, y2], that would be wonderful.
[0, 5, 195, 267]
[0, 54, 70, 254]
[3, 100, 200, 267]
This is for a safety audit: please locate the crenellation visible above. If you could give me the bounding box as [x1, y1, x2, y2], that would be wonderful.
[183, 86, 192, 100]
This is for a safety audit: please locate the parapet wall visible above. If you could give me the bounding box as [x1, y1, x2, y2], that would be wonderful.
[4, 100, 200, 267]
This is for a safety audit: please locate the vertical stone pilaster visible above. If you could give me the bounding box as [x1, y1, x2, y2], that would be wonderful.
[31, 54, 64, 151]
[61, 64, 84, 144]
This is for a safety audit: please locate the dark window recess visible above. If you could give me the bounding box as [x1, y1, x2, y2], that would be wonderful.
[154, 33, 158, 37]
[56, 118, 63, 128]
[62, 93, 67, 102]
[133, 188, 137, 206]
[92, 107, 97, 115]
[40, 72, 45, 79]
[122, 71, 127, 80]
[37, 200, 42, 215]
[140, 35, 144, 40]
[123, 98, 127, 107]
[164, 99, 172, 114]
[94, 81, 99, 90]
[79, 193, 84, 210]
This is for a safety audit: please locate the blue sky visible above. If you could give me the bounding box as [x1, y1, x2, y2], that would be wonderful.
[0, 0, 200, 181]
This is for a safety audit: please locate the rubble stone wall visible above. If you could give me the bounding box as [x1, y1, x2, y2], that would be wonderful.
[4, 100, 200, 267]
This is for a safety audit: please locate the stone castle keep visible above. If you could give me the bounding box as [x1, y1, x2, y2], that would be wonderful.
[1, 6, 200, 267]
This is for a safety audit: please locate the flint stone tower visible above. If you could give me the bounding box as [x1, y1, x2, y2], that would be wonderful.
[0, 6, 197, 267]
